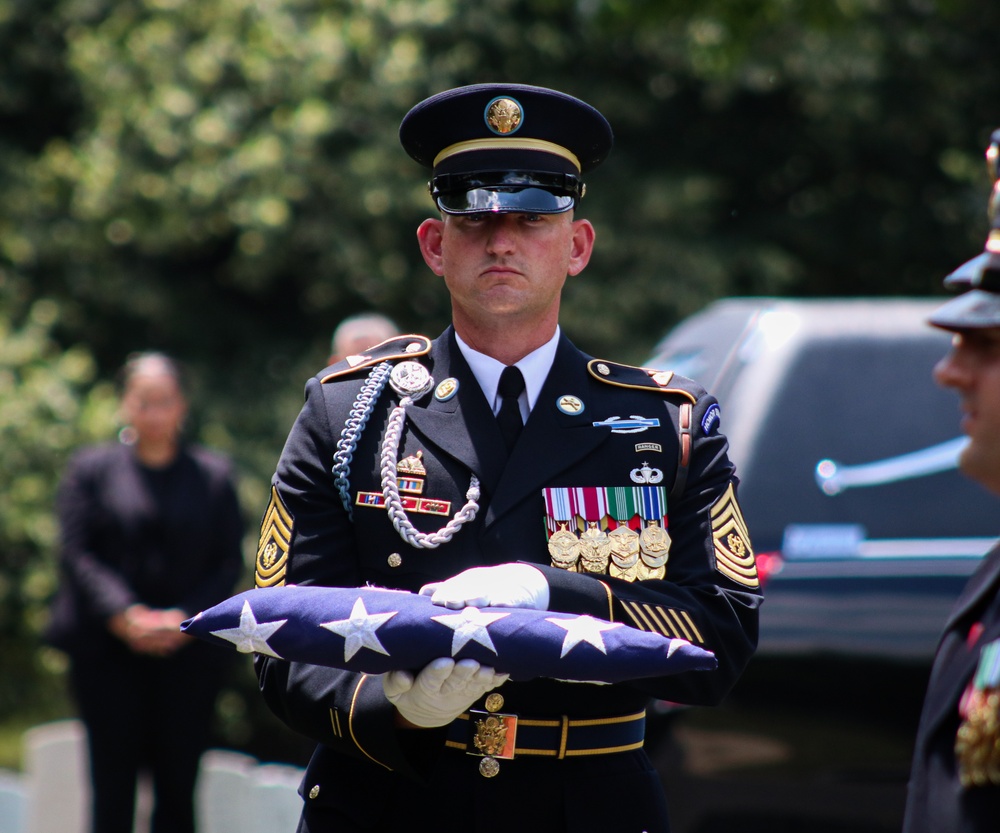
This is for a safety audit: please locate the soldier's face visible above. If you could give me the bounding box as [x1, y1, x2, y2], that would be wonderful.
[934, 326, 1000, 494]
[417, 210, 594, 336]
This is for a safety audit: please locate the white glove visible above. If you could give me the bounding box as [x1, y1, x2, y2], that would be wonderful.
[419, 563, 550, 611]
[382, 657, 509, 728]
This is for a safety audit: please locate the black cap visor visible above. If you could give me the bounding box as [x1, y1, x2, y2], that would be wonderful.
[436, 187, 576, 215]
[929, 289, 1000, 331]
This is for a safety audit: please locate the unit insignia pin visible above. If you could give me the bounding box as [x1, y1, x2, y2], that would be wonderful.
[390, 361, 433, 399]
[434, 378, 459, 401]
[397, 450, 427, 476]
[556, 395, 585, 415]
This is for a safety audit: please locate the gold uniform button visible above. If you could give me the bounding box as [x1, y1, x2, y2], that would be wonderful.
[484, 693, 504, 713]
[387, 553, 402, 568]
[308, 785, 321, 799]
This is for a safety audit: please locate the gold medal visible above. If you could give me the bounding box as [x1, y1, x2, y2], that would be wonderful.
[547, 523, 582, 572]
[579, 522, 611, 574]
[608, 525, 640, 582]
[636, 561, 666, 581]
[957, 689, 1000, 787]
[639, 520, 671, 568]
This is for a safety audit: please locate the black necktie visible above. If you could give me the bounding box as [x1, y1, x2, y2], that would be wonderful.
[496, 365, 525, 452]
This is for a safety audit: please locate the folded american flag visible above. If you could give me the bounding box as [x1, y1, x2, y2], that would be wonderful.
[181, 585, 716, 683]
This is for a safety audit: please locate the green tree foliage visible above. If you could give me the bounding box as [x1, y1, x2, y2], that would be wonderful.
[0, 291, 117, 722]
[1, 0, 999, 754]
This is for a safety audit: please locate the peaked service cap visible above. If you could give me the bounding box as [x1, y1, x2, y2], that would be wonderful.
[399, 83, 613, 215]
[930, 128, 1000, 331]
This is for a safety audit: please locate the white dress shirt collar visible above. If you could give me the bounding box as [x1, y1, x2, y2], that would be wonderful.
[455, 327, 560, 419]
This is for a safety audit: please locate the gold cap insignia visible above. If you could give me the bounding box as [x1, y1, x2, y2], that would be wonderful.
[485, 97, 523, 135]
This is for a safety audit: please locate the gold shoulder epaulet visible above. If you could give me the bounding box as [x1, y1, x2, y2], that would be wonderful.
[587, 359, 699, 404]
[320, 334, 432, 383]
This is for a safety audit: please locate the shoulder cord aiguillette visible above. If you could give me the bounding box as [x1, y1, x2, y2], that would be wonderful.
[332, 362, 393, 519]
[333, 360, 480, 546]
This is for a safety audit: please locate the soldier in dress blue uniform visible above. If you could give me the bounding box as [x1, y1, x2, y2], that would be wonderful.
[255, 83, 762, 833]
[903, 130, 1000, 833]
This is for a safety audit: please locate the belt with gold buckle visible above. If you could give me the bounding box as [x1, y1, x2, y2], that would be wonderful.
[445, 700, 647, 778]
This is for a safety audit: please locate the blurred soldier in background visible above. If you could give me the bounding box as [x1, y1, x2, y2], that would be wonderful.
[904, 129, 1000, 832]
[328, 312, 400, 364]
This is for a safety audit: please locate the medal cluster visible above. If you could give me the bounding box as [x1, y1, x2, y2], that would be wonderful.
[956, 638, 1000, 787]
[543, 486, 670, 582]
[956, 689, 1000, 786]
[547, 520, 669, 582]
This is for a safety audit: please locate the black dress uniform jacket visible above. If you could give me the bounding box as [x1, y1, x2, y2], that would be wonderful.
[903, 541, 1000, 833]
[256, 329, 762, 833]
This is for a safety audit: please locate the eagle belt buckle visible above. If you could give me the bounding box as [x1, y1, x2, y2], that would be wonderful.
[468, 710, 517, 778]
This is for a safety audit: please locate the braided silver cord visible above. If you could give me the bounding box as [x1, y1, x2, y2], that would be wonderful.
[332, 362, 393, 517]
[380, 396, 480, 548]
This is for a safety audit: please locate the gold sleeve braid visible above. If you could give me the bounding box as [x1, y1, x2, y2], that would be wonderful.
[710, 483, 759, 588]
[255, 486, 292, 588]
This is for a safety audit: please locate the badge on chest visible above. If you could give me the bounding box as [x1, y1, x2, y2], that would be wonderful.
[543, 486, 669, 582]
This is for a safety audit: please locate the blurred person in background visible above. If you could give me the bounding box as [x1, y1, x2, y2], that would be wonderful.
[328, 312, 400, 364]
[46, 351, 245, 833]
[903, 130, 1000, 832]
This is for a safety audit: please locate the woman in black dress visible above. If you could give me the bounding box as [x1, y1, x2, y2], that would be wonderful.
[48, 352, 245, 833]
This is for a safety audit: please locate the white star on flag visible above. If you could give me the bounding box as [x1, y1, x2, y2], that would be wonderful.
[210, 600, 287, 658]
[430, 607, 510, 656]
[321, 597, 398, 661]
[546, 615, 624, 658]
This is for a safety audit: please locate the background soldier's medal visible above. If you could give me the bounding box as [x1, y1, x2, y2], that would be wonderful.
[548, 523, 581, 571]
[579, 522, 611, 574]
[956, 639, 1000, 787]
[608, 525, 640, 581]
[389, 360, 433, 399]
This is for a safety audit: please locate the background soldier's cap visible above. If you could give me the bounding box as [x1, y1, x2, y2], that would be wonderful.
[930, 127, 1000, 331]
[399, 83, 613, 215]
